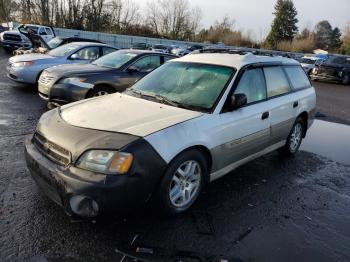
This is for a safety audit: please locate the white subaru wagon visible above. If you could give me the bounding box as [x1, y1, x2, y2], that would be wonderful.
[25, 52, 316, 217]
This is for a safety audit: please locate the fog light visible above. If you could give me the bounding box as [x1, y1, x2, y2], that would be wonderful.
[69, 195, 99, 217]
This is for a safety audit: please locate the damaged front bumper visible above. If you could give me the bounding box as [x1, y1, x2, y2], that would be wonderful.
[24, 134, 165, 217]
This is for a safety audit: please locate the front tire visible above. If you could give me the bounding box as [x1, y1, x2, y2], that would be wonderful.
[157, 150, 207, 215]
[279, 118, 305, 156]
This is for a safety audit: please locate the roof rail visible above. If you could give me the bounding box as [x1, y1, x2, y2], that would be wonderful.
[193, 48, 279, 57]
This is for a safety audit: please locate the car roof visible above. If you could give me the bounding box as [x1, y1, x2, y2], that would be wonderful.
[117, 49, 176, 56]
[171, 52, 299, 69]
[65, 41, 112, 47]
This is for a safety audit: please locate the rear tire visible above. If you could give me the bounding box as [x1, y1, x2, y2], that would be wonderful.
[278, 117, 305, 156]
[86, 85, 115, 98]
[341, 73, 349, 85]
[156, 150, 207, 215]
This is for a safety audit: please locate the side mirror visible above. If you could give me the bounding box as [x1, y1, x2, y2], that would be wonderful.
[127, 66, 140, 74]
[70, 53, 80, 60]
[230, 93, 247, 110]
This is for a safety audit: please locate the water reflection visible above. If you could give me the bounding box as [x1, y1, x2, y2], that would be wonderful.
[301, 120, 350, 165]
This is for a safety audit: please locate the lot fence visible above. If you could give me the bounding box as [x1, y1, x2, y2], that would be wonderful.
[54, 27, 201, 49]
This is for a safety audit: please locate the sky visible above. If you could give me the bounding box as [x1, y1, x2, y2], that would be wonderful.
[135, 0, 350, 40]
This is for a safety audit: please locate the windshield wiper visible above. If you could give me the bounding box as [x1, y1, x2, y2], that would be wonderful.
[128, 89, 208, 112]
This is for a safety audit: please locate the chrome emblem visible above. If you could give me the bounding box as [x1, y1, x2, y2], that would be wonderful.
[43, 142, 50, 152]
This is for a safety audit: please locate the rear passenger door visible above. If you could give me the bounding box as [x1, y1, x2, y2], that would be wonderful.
[263, 66, 294, 145]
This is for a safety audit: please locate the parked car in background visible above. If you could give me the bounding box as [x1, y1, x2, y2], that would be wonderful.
[150, 44, 170, 53]
[131, 42, 152, 50]
[7, 42, 118, 85]
[38, 50, 177, 104]
[170, 45, 188, 56]
[25, 52, 315, 217]
[0, 24, 55, 52]
[299, 56, 320, 75]
[171, 44, 204, 56]
[14, 35, 104, 55]
[310, 54, 350, 85]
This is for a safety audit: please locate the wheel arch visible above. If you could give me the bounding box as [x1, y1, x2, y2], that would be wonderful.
[85, 83, 116, 98]
[297, 111, 308, 138]
[168, 145, 213, 183]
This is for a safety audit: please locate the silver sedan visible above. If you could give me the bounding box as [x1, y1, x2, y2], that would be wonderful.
[6, 42, 118, 84]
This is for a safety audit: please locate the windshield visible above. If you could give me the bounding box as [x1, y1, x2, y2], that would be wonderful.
[47, 37, 63, 49]
[92, 51, 137, 69]
[325, 56, 347, 64]
[300, 58, 316, 64]
[48, 43, 81, 57]
[129, 62, 235, 111]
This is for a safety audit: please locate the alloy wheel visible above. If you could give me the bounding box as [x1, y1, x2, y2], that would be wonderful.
[169, 160, 201, 208]
[289, 122, 303, 152]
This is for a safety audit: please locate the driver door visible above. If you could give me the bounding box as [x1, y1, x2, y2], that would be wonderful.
[215, 67, 270, 170]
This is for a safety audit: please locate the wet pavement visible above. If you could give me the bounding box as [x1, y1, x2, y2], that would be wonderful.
[0, 48, 350, 262]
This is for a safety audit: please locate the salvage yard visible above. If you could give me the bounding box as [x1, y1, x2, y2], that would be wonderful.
[1, 48, 350, 261]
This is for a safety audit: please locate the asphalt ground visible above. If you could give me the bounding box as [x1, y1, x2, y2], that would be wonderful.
[0, 48, 350, 262]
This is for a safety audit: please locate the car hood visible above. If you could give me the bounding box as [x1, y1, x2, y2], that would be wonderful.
[45, 63, 113, 77]
[10, 53, 56, 62]
[60, 93, 203, 137]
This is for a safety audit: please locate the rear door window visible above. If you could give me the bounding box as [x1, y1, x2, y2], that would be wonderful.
[263, 66, 291, 98]
[284, 66, 311, 90]
[103, 47, 117, 55]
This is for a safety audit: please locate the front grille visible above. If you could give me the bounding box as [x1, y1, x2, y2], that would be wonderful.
[3, 33, 21, 42]
[38, 71, 56, 86]
[33, 132, 71, 166]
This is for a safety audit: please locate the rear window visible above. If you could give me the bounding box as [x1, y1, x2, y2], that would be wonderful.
[263, 66, 291, 97]
[284, 66, 311, 90]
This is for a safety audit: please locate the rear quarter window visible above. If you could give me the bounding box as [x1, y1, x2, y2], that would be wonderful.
[263, 66, 291, 97]
[284, 66, 311, 90]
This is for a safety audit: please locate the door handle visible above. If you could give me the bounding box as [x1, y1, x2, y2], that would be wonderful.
[261, 111, 269, 120]
[293, 101, 299, 108]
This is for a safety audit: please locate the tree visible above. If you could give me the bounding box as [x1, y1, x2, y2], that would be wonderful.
[265, 0, 298, 49]
[145, 0, 201, 40]
[339, 23, 350, 55]
[330, 27, 342, 50]
[314, 20, 333, 50]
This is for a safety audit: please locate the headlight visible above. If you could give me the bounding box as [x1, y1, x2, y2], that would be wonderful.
[59, 77, 87, 84]
[12, 61, 33, 67]
[76, 150, 133, 175]
[312, 67, 318, 74]
[339, 71, 343, 77]
[0, 33, 3, 41]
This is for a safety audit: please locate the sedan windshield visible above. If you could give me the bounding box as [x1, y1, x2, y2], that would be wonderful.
[48, 43, 81, 57]
[47, 37, 63, 49]
[129, 62, 235, 111]
[92, 51, 137, 69]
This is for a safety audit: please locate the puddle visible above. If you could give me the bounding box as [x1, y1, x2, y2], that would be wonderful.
[301, 120, 350, 165]
[0, 119, 9, 126]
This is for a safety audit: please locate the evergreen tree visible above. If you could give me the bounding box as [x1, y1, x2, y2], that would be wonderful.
[265, 0, 298, 49]
[330, 27, 342, 50]
[314, 20, 333, 50]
